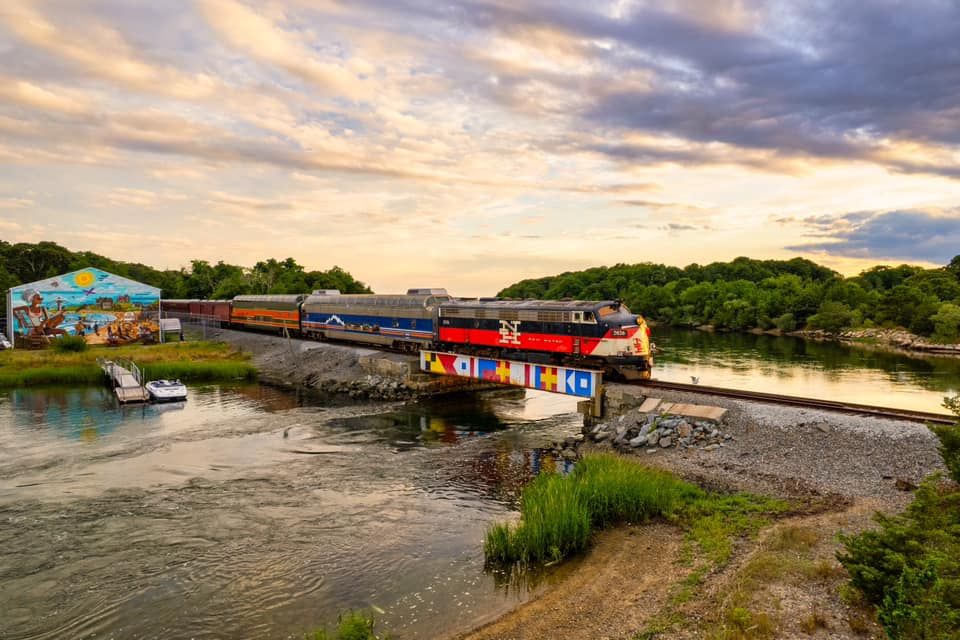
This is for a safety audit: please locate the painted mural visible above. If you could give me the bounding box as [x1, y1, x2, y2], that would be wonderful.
[8, 268, 160, 348]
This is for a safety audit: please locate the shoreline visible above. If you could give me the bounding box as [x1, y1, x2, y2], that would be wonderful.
[0, 340, 256, 387]
[453, 387, 946, 639]
[679, 323, 960, 358]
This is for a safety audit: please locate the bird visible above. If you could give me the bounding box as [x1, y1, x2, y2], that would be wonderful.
[691, 376, 700, 384]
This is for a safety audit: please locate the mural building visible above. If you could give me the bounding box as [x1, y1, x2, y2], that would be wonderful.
[6, 268, 160, 348]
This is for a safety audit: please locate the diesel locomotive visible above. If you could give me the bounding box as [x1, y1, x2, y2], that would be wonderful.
[161, 289, 653, 377]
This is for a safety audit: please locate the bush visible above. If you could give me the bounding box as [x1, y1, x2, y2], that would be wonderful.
[807, 301, 853, 333]
[931, 303, 960, 343]
[52, 335, 88, 353]
[837, 397, 960, 638]
[932, 396, 960, 484]
[774, 313, 796, 332]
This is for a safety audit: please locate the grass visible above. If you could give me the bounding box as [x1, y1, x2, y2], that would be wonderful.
[0, 340, 256, 386]
[307, 611, 386, 640]
[484, 453, 787, 569]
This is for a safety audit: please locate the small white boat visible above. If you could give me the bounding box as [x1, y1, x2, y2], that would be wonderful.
[145, 379, 188, 402]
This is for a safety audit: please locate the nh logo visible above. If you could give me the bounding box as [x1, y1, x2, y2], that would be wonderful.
[498, 320, 521, 345]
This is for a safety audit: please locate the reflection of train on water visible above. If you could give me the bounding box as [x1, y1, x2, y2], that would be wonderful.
[161, 289, 653, 377]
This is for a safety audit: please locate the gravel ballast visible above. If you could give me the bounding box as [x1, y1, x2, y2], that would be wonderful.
[587, 387, 946, 502]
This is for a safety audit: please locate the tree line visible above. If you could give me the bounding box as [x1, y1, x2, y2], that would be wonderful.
[0, 240, 372, 303]
[499, 256, 960, 342]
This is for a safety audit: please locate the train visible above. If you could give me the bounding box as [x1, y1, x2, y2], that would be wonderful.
[160, 289, 653, 377]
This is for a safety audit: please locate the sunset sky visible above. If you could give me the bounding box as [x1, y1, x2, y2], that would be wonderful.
[1, 0, 959, 295]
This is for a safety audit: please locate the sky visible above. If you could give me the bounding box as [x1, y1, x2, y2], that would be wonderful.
[1, 0, 959, 296]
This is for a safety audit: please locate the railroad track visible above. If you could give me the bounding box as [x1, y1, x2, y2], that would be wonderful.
[631, 379, 957, 425]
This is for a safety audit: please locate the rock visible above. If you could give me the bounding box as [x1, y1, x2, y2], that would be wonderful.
[659, 436, 674, 448]
[562, 448, 578, 461]
[646, 448, 658, 454]
[637, 423, 653, 439]
[646, 432, 660, 446]
[678, 422, 692, 438]
[702, 444, 720, 452]
[816, 423, 829, 433]
[591, 423, 606, 436]
[595, 430, 612, 442]
[895, 478, 918, 492]
[628, 435, 647, 448]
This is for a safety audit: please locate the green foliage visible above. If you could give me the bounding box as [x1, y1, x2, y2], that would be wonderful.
[498, 255, 960, 337]
[931, 396, 960, 484]
[307, 611, 385, 640]
[484, 453, 784, 569]
[878, 561, 960, 639]
[931, 303, 960, 344]
[0, 242, 372, 317]
[0, 340, 255, 387]
[51, 335, 89, 353]
[837, 477, 960, 639]
[807, 301, 854, 333]
[773, 313, 796, 332]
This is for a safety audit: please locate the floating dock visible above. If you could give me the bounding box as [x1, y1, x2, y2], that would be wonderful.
[97, 357, 149, 404]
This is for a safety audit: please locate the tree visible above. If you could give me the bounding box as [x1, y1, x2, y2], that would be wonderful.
[807, 301, 853, 333]
[947, 255, 960, 281]
[931, 303, 960, 343]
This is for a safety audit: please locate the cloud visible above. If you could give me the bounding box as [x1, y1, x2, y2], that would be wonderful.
[0, 197, 34, 209]
[785, 209, 960, 264]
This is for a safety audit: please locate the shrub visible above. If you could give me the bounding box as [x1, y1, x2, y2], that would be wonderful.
[807, 302, 853, 333]
[931, 303, 960, 343]
[52, 335, 88, 353]
[932, 395, 960, 485]
[774, 313, 797, 332]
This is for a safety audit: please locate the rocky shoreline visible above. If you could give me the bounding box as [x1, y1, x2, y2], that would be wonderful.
[560, 385, 945, 504]
[207, 327, 491, 400]
[789, 327, 960, 356]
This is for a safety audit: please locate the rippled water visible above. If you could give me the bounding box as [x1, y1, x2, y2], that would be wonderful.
[0, 385, 581, 640]
[653, 328, 960, 413]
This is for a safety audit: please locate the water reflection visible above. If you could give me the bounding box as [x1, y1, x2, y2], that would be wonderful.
[653, 327, 960, 412]
[0, 384, 583, 640]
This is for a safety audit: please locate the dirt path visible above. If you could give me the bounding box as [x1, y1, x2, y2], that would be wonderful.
[455, 523, 686, 640]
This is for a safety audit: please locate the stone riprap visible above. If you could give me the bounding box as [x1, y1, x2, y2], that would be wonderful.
[587, 404, 731, 453]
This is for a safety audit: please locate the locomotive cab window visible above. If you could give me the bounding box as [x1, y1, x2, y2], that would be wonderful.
[582, 312, 597, 324]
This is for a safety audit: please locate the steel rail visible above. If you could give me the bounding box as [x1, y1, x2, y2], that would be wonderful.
[630, 379, 956, 425]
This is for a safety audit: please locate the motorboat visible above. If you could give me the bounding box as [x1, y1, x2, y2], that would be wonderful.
[145, 379, 188, 403]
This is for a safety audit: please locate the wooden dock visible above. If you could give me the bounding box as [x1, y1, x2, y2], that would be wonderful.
[98, 357, 149, 404]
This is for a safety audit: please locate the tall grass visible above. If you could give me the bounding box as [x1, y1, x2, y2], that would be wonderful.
[140, 361, 256, 382]
[307, 611, 385, 640]
[0, 340, 256, 387]
[485, 453, 787, 569]
[51, 335, 88, 353]
[484, 453, 705, 567]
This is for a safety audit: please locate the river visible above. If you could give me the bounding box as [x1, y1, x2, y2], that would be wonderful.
[0, 384, 580, 640]
[653, 328, 960, 413]
[1, 331, 959, 639]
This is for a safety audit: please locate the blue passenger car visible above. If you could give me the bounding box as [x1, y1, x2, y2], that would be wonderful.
[300, 288, 449, 351]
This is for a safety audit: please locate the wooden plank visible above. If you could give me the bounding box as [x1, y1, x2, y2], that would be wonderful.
[637, 397, 662, 412]
[659, 402, 727, 422]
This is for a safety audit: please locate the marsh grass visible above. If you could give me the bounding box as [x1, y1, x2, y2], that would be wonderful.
[307, 610, 386, 640]
[485, 453, 783, 569]
[0, 341, 255, 386]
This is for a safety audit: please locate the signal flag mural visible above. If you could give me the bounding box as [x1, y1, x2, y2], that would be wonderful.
[420, 351, 601, 398]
